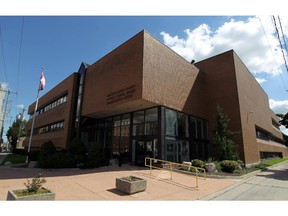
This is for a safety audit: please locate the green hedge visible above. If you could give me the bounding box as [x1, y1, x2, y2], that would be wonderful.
[220, 160, 240, 173]
[191, 159, 204, 168]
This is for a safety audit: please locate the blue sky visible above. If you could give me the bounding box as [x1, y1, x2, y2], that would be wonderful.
[1, 2, 288, 138]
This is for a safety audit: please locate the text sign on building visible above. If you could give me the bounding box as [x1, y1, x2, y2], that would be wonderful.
[107, 84, 136, 105]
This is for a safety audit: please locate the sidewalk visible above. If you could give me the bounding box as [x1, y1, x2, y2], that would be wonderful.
[0, 164, 240, 201]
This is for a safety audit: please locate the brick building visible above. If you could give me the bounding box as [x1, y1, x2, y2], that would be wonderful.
[24, 30, 288, 166]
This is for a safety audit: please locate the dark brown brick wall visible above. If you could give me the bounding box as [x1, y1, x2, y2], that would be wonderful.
[24, 73, 79, 150]
[81, 31, 145, 118]
[195, 50, 287, 165]
[142, 31, 199, 112]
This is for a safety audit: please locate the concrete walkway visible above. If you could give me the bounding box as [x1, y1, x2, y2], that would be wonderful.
[0, 164, 239, 201]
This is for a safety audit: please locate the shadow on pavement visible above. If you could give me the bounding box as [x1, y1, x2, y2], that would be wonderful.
[135, 171, 199, 191]
[256, 168, 288, 181]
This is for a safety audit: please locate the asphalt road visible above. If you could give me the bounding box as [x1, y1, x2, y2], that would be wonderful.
[201, 160, 288, 200]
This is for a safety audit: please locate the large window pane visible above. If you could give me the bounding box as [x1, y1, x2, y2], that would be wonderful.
[197, 119, 202, 139]
[165, 139, 176, 162]
[133, 124, 144, 136]
[202, 120, 208, 140]
[145, 107, 158, 122]
[190, 117, 197, 139]
[177, 113, 189, 138]
[165, 108, 177, 136]
[145, 122, 158, 135]
[133, 111, 144, 124]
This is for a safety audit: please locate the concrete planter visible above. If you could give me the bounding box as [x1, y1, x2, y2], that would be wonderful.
[7, 187, 55, 201]
[116, 176, 147, 194]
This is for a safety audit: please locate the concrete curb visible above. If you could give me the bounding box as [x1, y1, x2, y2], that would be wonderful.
[206, 169, 262, 180]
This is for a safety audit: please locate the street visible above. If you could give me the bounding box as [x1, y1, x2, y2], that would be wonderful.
[201, 160, 288, 200]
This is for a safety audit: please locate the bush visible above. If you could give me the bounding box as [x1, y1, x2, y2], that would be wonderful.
[214, 161, 222, 172]
[50, 152, 76, 168]
[191, 159, 204, 168]
[24, 173, 47, 193]
[68, 137, 86, 165]
[39, 141, 56, 156]
[69, 137, 86, 156]
[38, 141, 56, 168]
[80, 144, 109, 169]
[237, 160, 245, 168]
[220, 160, 240, 173]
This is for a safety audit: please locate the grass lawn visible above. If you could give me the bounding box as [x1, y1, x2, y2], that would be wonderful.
[2, 154, 26, 164]
[255, 157, 288, 170]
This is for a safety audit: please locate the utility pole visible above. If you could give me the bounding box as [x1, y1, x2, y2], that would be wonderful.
[0, 86, 17, 146]
[16, 106, 26, 147]
[0, 89, 10, 144]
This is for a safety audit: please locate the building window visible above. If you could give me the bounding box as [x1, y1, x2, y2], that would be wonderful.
[190, 116, 209, 140]
[30, 94, 68, 119]
[165, 108, 177, 136]
[132, 108, 158, 136]
[33, 120, 65, 135]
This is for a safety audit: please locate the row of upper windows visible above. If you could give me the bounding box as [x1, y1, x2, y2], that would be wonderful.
[256, 127, 283, 144]
[30, 121, 65, 135]
[30, 95, 68, 119]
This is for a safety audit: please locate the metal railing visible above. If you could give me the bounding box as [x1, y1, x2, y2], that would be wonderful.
[144, 157, 206, 188]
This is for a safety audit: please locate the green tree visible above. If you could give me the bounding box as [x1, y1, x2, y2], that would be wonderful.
[215, 104, 239, 161]
[276, 113, 288, 128]
[6, 119, 27, 153]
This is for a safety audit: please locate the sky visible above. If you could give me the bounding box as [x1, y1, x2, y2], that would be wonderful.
[1, 1, 288, 139]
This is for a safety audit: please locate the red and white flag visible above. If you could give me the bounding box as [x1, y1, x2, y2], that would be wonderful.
[39, 71, 46, 91]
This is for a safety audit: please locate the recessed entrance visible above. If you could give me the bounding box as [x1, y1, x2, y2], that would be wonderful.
[134, 139, 158, 166]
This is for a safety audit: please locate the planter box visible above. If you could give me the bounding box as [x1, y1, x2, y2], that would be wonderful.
[7, 187, 55, 201]
[116, 176, 147, 194]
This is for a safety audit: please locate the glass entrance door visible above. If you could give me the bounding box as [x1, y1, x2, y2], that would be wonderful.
[135, 141, 145, 165]
[135, 139, 158, 166]
[178, 140, 189, 162]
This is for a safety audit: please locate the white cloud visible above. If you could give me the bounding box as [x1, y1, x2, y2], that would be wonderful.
[269, 99, 288, 114]
[17, 104, 25, 110]
[160, 16, 287, 76]
[280, 125, 288, 136]
[255, 78, 267, 84]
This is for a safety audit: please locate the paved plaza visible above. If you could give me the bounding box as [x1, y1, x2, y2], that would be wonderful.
[0, 164, 237, 201]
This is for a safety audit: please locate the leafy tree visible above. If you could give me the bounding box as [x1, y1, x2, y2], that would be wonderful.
[6, 119, 27, 153]
[215, 104, 239, 161]
[276, 113, 288, 128]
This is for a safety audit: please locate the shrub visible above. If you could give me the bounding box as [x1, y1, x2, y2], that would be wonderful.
[191, 159, 204, 168]
[50, 152, 77, 168]
[39, 140, 56, 156]
[24, 173, 47, 193]
[220, 160, 240, 173]
[237, 160, 245, 168]
[80, 144, 109, 169]
[214, 161, 222, 172]
[69, 137, 86, 156]
[38, 141, 56, 168]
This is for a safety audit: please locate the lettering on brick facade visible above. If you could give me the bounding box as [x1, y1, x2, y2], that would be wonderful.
[107, 84, 136, 104]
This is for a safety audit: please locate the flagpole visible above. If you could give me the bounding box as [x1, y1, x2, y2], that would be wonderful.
[26, 67, 44, 163]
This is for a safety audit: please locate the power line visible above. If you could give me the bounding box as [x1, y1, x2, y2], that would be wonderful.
[0, 23, 8, 82]
[258, 16, 288, 94]
[277, 16, 288, 56]
[272, 16, 288, 77]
